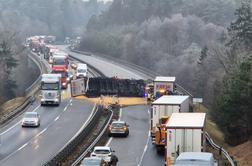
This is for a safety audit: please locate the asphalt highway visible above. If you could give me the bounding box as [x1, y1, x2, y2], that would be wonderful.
[0, 51, 96, 165]
[0, 99, 95, 166]
[60, 47, 163, 166]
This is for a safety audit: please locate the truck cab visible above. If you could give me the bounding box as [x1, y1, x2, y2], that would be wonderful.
[51, 55, 69, 89]
[76, 63, 88, 78]
[40, 74, 61, 106]
[153, 76, 176, 99]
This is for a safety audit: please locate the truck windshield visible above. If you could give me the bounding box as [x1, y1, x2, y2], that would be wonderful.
[77, 69, 86, 73]
[41, 83, 59, 90]
[53, 58, 66, 65]
[51, 70, 68, 77]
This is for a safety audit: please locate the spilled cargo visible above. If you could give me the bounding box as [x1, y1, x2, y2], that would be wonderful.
[71, 77, 146, 97]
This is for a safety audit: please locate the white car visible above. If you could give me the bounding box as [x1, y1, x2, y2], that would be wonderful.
[90, 146, 114, 163]
[21, 112, 40, 127]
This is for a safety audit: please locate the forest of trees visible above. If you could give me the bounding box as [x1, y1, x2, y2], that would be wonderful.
[0, 0, 110, 39]
[0, 0, 110, 105]
[79, 0, 239, 105]
[78, 0, 252, 145]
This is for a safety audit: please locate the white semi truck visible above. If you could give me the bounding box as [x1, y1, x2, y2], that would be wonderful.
[151, 95, 189, 153]
[40, 74, 61, 106]
[165, 113, 206, 165]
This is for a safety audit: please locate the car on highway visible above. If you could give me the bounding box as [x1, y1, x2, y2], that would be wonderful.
[81, 157, 106, 166]
[90, 146, 115, 164]
[67, 70, 74, 82]
[108, 120, 129, 137]
[21, 112, 40, 127]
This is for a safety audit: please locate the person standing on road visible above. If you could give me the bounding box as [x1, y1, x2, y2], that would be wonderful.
[110, 154, 118, 166]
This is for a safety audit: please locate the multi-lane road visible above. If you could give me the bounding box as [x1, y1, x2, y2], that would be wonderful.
[60, 46, 163, 166]
[0, 46, 162, 166]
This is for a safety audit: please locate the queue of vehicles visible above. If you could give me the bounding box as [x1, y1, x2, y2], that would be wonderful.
[26, 35, 216, 165]
[148, 76, 216, 166]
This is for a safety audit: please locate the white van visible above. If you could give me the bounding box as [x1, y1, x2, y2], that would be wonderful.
[76, 63, 88, 78]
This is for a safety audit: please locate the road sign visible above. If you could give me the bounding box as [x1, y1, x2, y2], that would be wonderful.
[193, 98, 203, 104]
[70, 78, 85, 97]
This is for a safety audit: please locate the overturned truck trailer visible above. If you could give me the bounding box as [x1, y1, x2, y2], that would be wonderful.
[71, 77, 146, 97]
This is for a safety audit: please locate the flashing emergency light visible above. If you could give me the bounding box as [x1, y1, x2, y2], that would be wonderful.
[144, 92, 148, 97]
[159, 89, 166, 93]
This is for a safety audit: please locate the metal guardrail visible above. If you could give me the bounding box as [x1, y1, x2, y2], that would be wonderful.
[69, 55, 106, 78]
[70, 49, 194, 98]
[44, 105, 113, 166]
[0, 50, 47, 125]
[71, 106, 113, 166]
[24, 51, 48, 97]
[205, 132, 237, 166]
[72, 48, 236, 166]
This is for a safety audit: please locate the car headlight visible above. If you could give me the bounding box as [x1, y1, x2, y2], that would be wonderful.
[67, 77, 70, 81]
[62, 82, 67, 86]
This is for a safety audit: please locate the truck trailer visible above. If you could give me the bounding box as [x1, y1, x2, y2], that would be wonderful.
[40, 74, 61, 106]
[153, 76, 176, 99]
[151, 95, 189, 153]
[165, 113, 206, 165]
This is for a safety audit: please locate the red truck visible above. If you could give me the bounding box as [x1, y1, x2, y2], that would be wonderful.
[51, 55, 69, 89]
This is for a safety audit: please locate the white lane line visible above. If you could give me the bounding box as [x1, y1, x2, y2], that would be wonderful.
[64, 106, 67, 112]
[106, 107, 122, 147]
[39, 128, 47, 135]
[54, 116, 59, 121]
[137, 131, 151, 166]
[63, 104, 97, 147]
[106, 137, 113, 146]
[119, 107, 122, 120]
[0, 105, 40, 135]
[17, 143, 28, 151]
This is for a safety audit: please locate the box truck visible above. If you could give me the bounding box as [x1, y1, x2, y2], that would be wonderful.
[165, 113, 206, 165]
[153, 76, 176, 99]
[151, 95, 189, 153]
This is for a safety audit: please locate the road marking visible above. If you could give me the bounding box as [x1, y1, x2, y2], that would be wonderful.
[34, 145, 39, 150]
[119, 107, 122, 120]
[106, 138, 113, 146]
[39, 128, 47, 135]
[137, 131, 151, 166]
[0, 105, 40, 135]
[64, 106, 67, 112]
[18, 143, 28, 151]
[54, 116, 59, 121]
[63, 104, 97, 147]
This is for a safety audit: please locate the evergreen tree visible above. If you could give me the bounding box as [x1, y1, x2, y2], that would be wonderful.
[212, 56, 252, 145]
[227, 0, 252, 50]
[0, 40, 18, 100]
